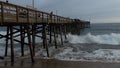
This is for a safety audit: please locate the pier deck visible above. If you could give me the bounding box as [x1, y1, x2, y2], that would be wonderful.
[0, 1, 72, 25]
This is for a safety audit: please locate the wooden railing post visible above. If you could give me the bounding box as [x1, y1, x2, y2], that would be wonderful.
[1, 3, 4, 23]
[42, 12, 43, 22]
[47, 14, 49, 23]
[27, 9, 29, 23]
[35, 11, 37, 23]
[54, 16, 55, 23]
[57, 16, 58, 23]
[16, 6, 19, 23]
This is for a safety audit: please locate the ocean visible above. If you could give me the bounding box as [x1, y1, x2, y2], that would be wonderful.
[68, 23, 120, 45]
[1, 23, 120, 62]
[82, 23, 120, 35]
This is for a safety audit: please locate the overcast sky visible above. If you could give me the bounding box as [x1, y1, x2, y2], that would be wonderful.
[1, 0, 120, 23]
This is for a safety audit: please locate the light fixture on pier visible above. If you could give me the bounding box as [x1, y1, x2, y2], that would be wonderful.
[26, 0, 36, 10]
[32, 0, 34, 8]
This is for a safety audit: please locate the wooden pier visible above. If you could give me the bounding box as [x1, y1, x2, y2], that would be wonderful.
[0, 1, 90, 64]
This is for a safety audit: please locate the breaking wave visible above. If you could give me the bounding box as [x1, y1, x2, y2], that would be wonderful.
[67, 33, 120, 45]
[1, 31, 120, 62]
[1, 31, 120, 45]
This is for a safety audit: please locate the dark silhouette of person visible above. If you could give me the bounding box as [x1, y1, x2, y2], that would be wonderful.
[6, 0, 8, 3]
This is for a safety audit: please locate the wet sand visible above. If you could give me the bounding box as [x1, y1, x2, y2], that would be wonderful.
[0, 58, 120, 68]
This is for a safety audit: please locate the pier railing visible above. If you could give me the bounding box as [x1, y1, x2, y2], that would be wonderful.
[0, 1, 72, 24]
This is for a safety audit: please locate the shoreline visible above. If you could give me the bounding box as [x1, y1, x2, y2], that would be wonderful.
[0, 58, 120, 68]
[0, 43, 120, 68]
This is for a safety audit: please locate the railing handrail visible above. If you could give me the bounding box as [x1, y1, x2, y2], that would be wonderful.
[0, 1, 73, 24]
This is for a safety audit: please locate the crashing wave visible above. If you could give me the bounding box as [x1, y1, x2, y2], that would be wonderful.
[67, 33, 120, 45]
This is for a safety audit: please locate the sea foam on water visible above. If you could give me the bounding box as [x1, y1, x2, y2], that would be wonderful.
[1, 30, 120, 62]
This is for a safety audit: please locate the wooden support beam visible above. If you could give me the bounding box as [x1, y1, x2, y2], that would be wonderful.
[32, 24, 36, 56]
[0, 34, 6, 38]
[42, 25, 46, 49]
[7, 29, 20, 37]
[36, 30, 42, 34]
[60, 25, 63, 45]
[35, 35, 42, 38]
[20, 25, 24, 56]
[56, 25, 59, 37]
[26, 25, 34, 62]
[49, 24, 52, 43]
[64, 24, 67, 40]
[53, 25, 57, 49]
[5, 26, 9, 57]
[42, 24, 49, 57]
[10, 26, 14, 63]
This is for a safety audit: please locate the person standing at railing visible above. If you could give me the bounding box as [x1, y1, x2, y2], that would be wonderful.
[6, 0, 8, 3]
[49, 11, 53, 23]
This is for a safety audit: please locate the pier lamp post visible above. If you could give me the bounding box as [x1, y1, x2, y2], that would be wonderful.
[32, 0, 34, 8]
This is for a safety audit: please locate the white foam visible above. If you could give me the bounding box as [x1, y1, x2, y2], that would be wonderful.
[1, 31, 120, 62]
[67, 33, 120, 45]
[84, 49, 120, 61]
[53, 46, 120, 62]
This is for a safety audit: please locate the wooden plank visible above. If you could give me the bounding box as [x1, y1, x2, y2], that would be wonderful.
[1, 3, 4, 23]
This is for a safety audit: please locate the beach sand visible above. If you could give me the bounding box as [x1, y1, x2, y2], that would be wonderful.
[0, 57, 120, 68]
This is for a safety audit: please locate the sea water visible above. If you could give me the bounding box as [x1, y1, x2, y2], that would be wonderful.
[68, 23, 120, 45]
[59, 23, 120, 62]
[1, 23, 120, 62]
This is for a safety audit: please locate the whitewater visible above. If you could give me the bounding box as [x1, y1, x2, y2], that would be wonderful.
[1, 23, 120, 62]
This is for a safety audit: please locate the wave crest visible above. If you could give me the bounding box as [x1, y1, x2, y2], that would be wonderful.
[67, 33, 120, 45]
